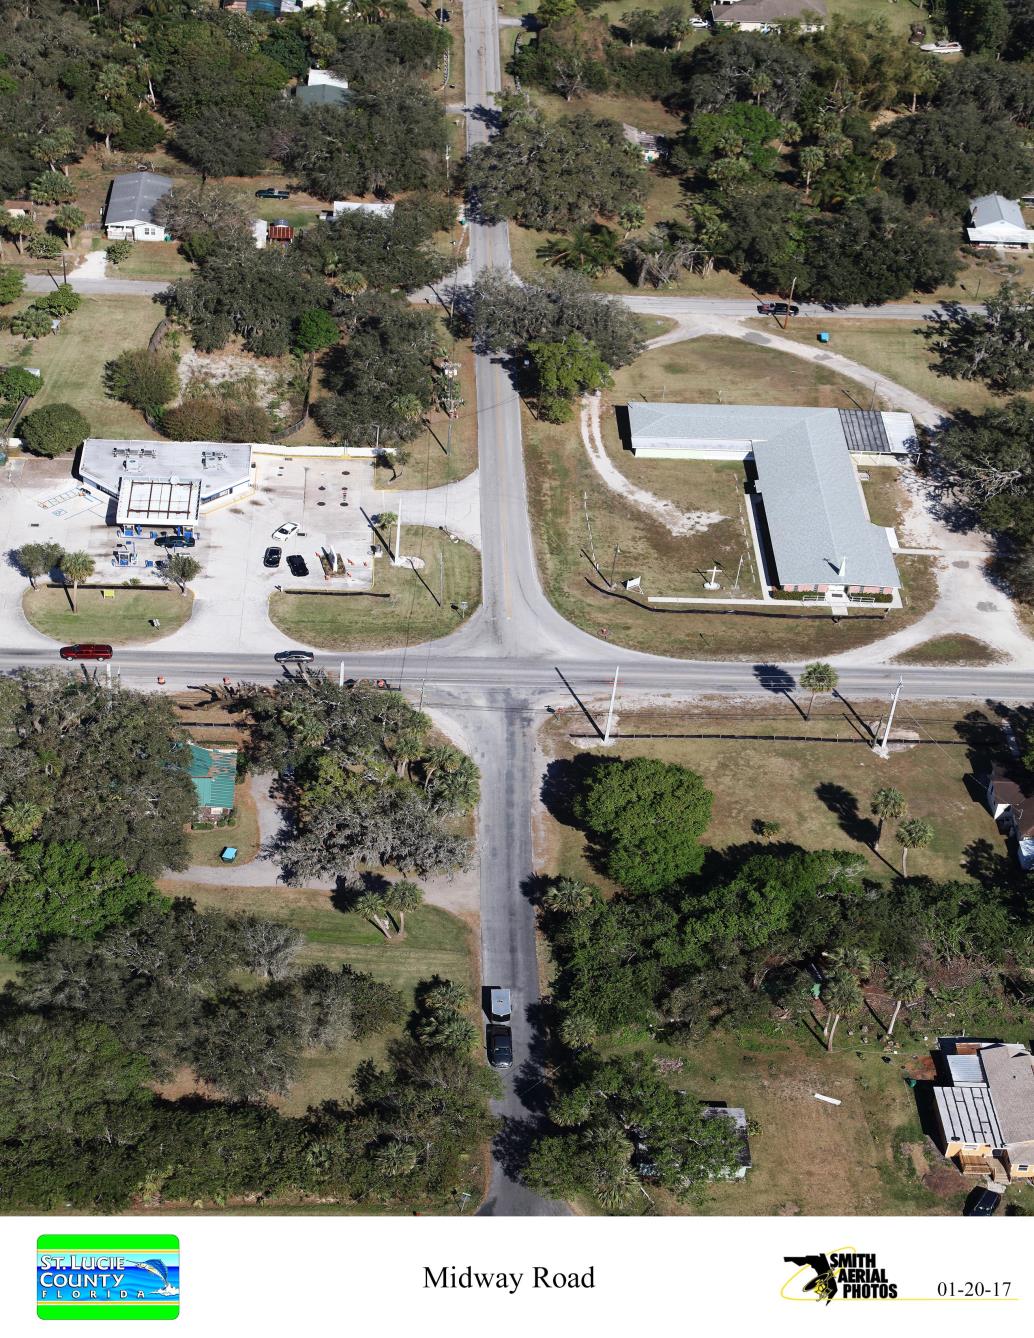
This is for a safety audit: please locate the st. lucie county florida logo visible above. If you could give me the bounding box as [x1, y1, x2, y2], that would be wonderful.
[37, 1234, 179, 1320]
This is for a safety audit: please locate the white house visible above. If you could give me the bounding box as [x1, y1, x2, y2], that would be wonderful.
[966, 194, 1034, 248]
[103, 173, 173, 241]
[321, 200, 396, 222]
[294, 67, 352, 108]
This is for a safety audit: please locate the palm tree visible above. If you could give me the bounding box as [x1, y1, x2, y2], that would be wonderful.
[538, 225, 620, 278]
[824, 968, 862, 1052]
[869, 138, 897, 184]
[57, 550, 94, 614]
[594, 1163, 638, 1212]
[896, 818, 933, 877]
[750, 71, 773, 106]
[52, 205, 85, 248]
[827, 945, 871, 980]
[386, 879, 422, 935]
[618, 203, 646, 237]
[92, 110, 124, 155]
[885, 966, 925, 1037]
[375, 1139, 418, 1177]
[798, 145, 825, 198]
[543, 876, 594, 914]
[354, 890, 393, 939]
[870, 786, 905, 852]
[799, 662, 838, 720]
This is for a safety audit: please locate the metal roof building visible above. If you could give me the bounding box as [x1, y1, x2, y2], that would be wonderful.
[104, 173, 173, 240]
[753, 427, 901, 591]
[185, 742, 238, 814]
[626, 403, 915, 460]
[967, 194, 1034, 246]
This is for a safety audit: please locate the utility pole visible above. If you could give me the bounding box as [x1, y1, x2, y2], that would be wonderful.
[782, 274, 797, 330]
[338, 660, 345, 687]
[874, 677, 903, 758]
[582, 491, 599, 573]
[732, 553, 744, 592]
[603, 665, 620, 745]
[438, 548, 445, 607]
[394, 497, 403, 565]
[609, 543, 621, 588]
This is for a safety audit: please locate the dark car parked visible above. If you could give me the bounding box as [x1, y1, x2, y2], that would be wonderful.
[487, 1025, 513, 1069]
[263, 546, 282, 568]
[255, 188, 290, 199]
[287, 554, 309, 578]
[274, 649, 315, 664]
[757, 301, 800, 317]
[155, 534, 196, 549]
[963, 1188, 1004, 1217]
[60, 644, 113, 661]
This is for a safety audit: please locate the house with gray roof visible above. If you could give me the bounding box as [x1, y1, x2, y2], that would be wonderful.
[932, 1039, 1034, 1183]
[104, 173, 173, 241]
[624, 401, 905, 598]
[966, 194, 1034, 248]
[711, 0, 826, 32]
[294, 67, 352, 109]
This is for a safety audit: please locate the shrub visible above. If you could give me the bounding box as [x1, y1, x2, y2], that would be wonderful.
[161, 394, 273, 443]
[9, 307, 53, 339]
[34, 284, 82, 316]
[106, 240, 133, 266]
[26, 233, 63, 260]
[105, 348, 179, 416]
[18, 403, 91, 457]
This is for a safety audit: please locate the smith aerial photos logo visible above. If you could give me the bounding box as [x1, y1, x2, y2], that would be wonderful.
[37, 1234, 180, 1320]
[782, 1249, 898, 1304]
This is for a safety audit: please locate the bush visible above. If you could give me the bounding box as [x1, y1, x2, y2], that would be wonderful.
[9, 307, 54, 340]
[106, 240, 133, 266]
[0, 266, 25, 306]
[161, 395, 274, 443]
[0, 366, 42, 406]
[105, 348, 179, 416]
[34, 284, 82, 316]
[26, 233, 63, 260]
[19, 403, 91, 457]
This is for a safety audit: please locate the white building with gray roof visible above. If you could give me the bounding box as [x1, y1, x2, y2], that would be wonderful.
[104, 173, 174, 241]
[933, 1039, 1034, 1183]
[624, 402, 905, 596]
[78, 439, 254, 532]
[967, 194, 1034, 248]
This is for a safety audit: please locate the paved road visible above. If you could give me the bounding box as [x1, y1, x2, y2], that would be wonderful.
[623, 296, 979, 323]
[23, 271, 167, 297]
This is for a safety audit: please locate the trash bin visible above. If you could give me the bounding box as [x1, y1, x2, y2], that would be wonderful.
[818, 331, 830, 343]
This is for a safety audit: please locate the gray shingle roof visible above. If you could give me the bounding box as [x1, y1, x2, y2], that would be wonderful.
[981, 1045, 1034, 1146]
[753, 424, 900, 588]
[970, 193, 1026, 230]
[104, 173, 174, 227]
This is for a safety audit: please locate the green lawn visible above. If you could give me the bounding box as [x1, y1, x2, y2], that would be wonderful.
[185, 776, 262, 867]
[268, 527, 481, 651]
[752, 319, 1004, 416]
[0, 294, 161, 438]
[169, 883, 478, 1116]
[23, 587, 194, 645]
[526, 337, 938, 659]
[92, 236, 194, 282]
[541, 700, 1001, 890]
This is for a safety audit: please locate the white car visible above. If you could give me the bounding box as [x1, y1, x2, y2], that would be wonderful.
[920, 40, 962, 54]
[690, 15, 708, 27]
[271, 522, 299, 541]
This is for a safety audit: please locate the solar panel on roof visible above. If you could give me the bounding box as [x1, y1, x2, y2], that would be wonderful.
[839, 410, 892, 453]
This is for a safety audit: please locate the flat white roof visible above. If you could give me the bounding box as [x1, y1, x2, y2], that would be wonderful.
[116, 477, 201, 525]
[80, 439, 253, 501]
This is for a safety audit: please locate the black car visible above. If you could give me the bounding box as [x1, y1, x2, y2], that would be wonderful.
[155, 534, 196, 549]
[287, 553, 309, 578]
[487, 1025, 513, 1069]
[757, 301, 800, 317]
[274, 649, 315, 664]
[963, 1188, 1003, 1217]
[263, 546, 282, 568]
[255, 188, 290, 200]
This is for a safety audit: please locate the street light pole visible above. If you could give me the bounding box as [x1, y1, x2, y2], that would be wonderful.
[874, 677, 904, 758]
[603, 665, 620, 745]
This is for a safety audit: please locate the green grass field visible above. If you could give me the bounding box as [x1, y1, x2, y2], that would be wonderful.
[92, 236, 194, 282]
[268, 527, 481, 651]
[168, 883, 478, 1115]
[0, 294, 161, 438]
[23, 587, 194, 645]
[185, 777, 262, 867]
[892, 635, 1004, 667]
[542, 699, 998, 889]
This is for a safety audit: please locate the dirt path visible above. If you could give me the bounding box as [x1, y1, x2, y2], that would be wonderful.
[580, 393, 726, 537]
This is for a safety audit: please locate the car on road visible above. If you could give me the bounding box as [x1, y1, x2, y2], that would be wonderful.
[272, 522, 299, 541]
[263, 546, 282, 568]
[60, 643, 113, 661]
[287, 554, 309, 578]
[155, 534, 196, 549]
[488, 987, 511, 1022]
[963, 1187, 1004, 1217]
[487, 1025, 513, 1069]
[274, 649, 315, 664]
[689, 14, 708, 25]
[757, 301, 800, 317]
[256, 188, 291, 199]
